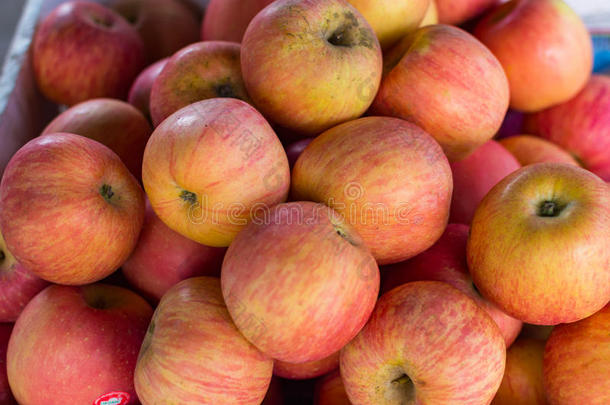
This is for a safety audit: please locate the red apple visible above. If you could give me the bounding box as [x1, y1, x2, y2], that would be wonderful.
[543, 303, 610, 405]
[292, 117, 453, 265]
[142, 98, 290, 247]
[201, 0, 275, 43]
[0, 229, 47, 323]
[436, 0, 499, 25]
[149, 41, 251, 127]
[128, 58, 168, 122]
[474, 0, 592, 112]
[382, 224, 522, 347]
[450, 140, 521, 225]
[347, 0, 430, 49]
[0, 323, 15, 404]
[341, 281, 506, 404]
[122, 199, 225, 302]
[314, 370, 350, 405]
[221, 201, 379, 363]
[41, 98, 152, 180]
[135, 277, 273, 404]
[0, 133, 145, 285]
[285, 138, 313, 169]
[101, 0, 200, 63]
[7, 284, 153, 405]
[274, 351, 340, 380]
[468, 163, 610, 325]
[524, 75, 610, 181]
[241, 0, 382, 135]
[492, 338, 546, 405]
[499, 135, 579, 167]
[33, 1, 145, 106]
[372, 24, 509, 161]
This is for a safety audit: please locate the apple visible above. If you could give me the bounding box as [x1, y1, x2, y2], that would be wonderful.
[292, 117, 453, 265]
[420, 0, 438, 26]
[371, 24, 509, 161]
[314, 370, 350, 405]
[524, 75, 610, 181]
[274, 351, 340, 380]
[450, 140, 521, 225]
[101, 0, 200, 63]
[241, 0, 382, 136]
[499, 135, 579, 167]
[142, 98, 290, 247]
[347, 0, 430, 50]
[33, 1, 145, 106]
[7, 284, 153, 405]
[41, 98, 152, 180]
[340, 281, 506, 404]
[285, 138, 313, 169]
[382, 224, 522, 347]
[492, 338, 546, 405]
[436, 0, 499, 25]
[0, 323, 15, 404]
[122, 199, 226, 302]
[0, 133, 145, 285]
[474, 0, 592, 112]
[149, 41, 251, 127]
[128, 58, 168, 122]
[201, 0, 276, 43]
[0, 229, 48, 323]
[221, 201, 380, 363]
[468, 163, 610, 325]
[135, 277, 273, 404]
[543, 303, 610, 405]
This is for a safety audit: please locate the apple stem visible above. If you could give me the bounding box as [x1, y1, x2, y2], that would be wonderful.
[180, 190, 197, 205]
[538, 201, 562, 217]
[99, 184, 115, 202]
[392, 374, 412, 386]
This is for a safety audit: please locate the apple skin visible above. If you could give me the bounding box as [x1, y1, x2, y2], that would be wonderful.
[122, 199, 226, 302]
[314, 370, 350, 405]
[492, 338, 546, 405]
[340, 281, 506, 405]
[0, 323, 15, 404]
[221, 201, 380, 364]
[135, 277, 273, 404]
[41, 98, 152, 180]
[149, 41, 251, 127]
[347, 0, 430, 50]
[467, 163, 610, 325]
[285, 138, 313, 169]
[499, 135, 579, 167]
[0, 133, 145, 285]
[372, 24, 509, 161]
[436, 0, 499, 25]
[420, 0, 438, 26]
[101, 0, 200, 63]
[449, 140, 521, 225]
[7, 284, 153, 405]
[241, 0, 383, 136]
[543, 303, 610, 405]
[382, 224, 522, 347]
[474, 0, 592, 112]
[142, 98, 290, 247]
[274, 351, 340, 380]
[524, 75, 610, 181]
[128, 58, 168, 122]
[292, 117, 453, 265]
[33, 1, 145, 106]
[201, 0, 276, 43]
[0, 230, 48, 323]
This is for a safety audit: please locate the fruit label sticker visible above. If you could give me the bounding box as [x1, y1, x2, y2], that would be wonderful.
[93, 392, 130, 405]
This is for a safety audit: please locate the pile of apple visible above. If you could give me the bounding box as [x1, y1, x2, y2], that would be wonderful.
[0, 0, 608, 404]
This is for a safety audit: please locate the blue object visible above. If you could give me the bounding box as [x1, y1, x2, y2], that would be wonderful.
[593, 32, 610, 73]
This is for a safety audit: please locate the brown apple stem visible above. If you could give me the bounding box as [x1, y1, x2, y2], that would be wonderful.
[99, 184, 115, 202]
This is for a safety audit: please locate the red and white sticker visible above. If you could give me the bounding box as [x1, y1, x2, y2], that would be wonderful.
[93, 392, 130, 405]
